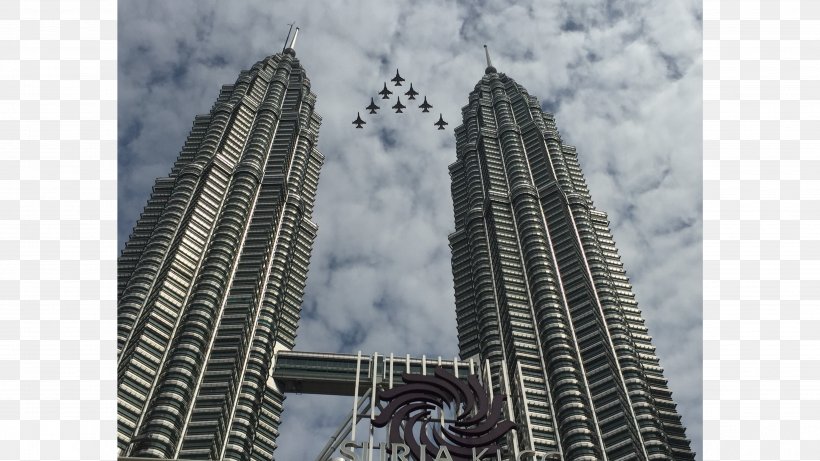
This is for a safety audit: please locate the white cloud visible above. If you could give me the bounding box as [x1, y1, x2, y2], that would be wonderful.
[119, 0, 703, 457]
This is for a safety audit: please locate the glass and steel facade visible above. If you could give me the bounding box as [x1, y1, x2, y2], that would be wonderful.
[448, 66, 695, 460]
[118, 43, 694, 461]
[117, 48, 322, 461]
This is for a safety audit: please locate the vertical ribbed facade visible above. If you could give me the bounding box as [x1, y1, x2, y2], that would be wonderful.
[448, 68, 694, 461]
[117, 49, 322, 461]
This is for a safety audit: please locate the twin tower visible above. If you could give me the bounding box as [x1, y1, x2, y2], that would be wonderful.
[117, 45, 694, 461]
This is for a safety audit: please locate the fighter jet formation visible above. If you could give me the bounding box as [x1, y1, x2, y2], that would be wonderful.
[419, 96, 432, 113]
[390, 69, 405, 86]
[434, 113, 448, 130]
[392, 97, 406, 113]
[366, 98, 379, 114]
[352, 68, 447, 131]
[352, 112, 366, 129]
[378, 83, 392, 99]
[404, 83, 418, 100]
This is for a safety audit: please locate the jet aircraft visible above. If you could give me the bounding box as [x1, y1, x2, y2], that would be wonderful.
[404, 83, 418, 100]
[392, 97, 406, 113]
[352, 112, 366, 128]
[378, 82, 393, 99]
[391, 69, 405, 86]
[366, 97, 380, 114]
[419, 96, 433, 112]
[434, 113, 448, 130]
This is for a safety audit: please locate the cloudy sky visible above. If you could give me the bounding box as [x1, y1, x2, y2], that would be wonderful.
[118, 0, 702, 458]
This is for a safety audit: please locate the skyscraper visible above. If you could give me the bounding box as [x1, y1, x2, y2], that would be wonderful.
[117, 36, 323, 461]
[447, 49, 695, 460]
[117, 33, 695, 460]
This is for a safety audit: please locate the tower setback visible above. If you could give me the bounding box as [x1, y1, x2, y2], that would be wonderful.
[117, 47, 322, 461]
[447, 59, 695, 460]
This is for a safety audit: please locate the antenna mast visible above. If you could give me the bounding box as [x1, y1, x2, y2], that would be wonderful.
[283, 23, 294, 52]
[288, 27, 300, 50]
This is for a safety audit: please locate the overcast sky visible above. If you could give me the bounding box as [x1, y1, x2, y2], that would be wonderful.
[118, 0, 702, 458]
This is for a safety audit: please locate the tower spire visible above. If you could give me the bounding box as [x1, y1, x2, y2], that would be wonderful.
[484, 44, 497, 74]
[282, 23, 294, 52]
[284, 26, 299, 56]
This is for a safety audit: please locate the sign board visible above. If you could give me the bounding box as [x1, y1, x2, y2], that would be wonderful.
[340, 366, 515, 461]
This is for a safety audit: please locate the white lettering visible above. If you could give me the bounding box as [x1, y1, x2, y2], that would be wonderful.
[341, 441, 359, 461]
[472, 447, 489, 460]
[517, 450, 561, 461]
[391, 443, 410, 461]
[434, 446, 454, 461]
[517, 449, 536, 461]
